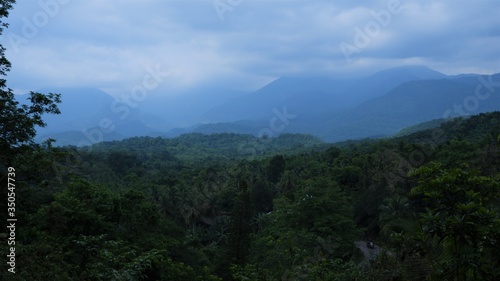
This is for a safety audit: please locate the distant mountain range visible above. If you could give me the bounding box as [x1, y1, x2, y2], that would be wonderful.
[21, 65, 500, 146]
[23, 87, 171, 146]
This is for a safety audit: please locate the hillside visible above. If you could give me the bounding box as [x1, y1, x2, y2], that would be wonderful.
[6, 111, 499, 280]
[395, 111, 500, 145]
[318, 76, 499, 141]
[393, 118, 449, 137]
[201, 65, 448, 123]
[89, 133, 325, 163]
[26, 67, 500, 146]
[22, 87, 171, 145]
[189, 73, 500, 142]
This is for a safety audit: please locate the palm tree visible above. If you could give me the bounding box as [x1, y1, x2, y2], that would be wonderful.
[379, 196, 414, 236]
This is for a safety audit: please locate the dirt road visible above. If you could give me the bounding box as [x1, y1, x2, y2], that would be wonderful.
[355, 241, 381, 261]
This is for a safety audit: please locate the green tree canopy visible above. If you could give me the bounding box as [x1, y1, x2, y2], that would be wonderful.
[410, 163, 500, 280]
[0, 0, 61, 167]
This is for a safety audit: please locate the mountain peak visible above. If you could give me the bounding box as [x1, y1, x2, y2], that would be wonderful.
[370, 65, 447, 81]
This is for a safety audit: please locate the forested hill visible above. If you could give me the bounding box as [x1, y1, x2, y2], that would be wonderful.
[2, 112, 499, 280]
[88, 133, 324, 162]
[80, 111, 500, 164]
[396, 111, 500, 144]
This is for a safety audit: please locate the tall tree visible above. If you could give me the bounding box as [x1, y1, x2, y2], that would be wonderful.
[218, 180, 253, 280]
[227, 180, 252, 264]
[0, 0, 61, 167]
[249, 179, 360, 280]
[411, 163, 500, 280]
[267, 155, 285, 183]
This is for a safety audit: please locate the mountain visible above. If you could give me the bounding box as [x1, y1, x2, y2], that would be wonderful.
[200, 65, 448, 123]
[394, 111, 500, 145]
[393, 118, 450, 137]
[36, 130, 125, 147]
[201, 76, 345, 122]
[21, 87, 169, 146]
[350, 65, 448, 103]
[26, 66, 500, 146]
[185, 72, 500, 142]
[139, 87, 249, 127]
[317, 74, 500, 141]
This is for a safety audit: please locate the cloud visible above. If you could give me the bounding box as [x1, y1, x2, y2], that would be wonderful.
[1, 0, 499, 95]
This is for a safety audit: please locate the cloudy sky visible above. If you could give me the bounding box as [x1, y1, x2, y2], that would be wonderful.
[1, 0, 499, 96]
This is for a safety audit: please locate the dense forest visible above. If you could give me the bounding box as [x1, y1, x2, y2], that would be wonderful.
[1, 99, 499, 280]
[1, 1, 499, 280]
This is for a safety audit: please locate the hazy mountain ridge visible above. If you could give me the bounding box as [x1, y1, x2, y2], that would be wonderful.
[185, 72, 500, 142]
[201, 65, 448, 123]
[27, 66, 500, 146]
[320, 78, 478, 140]
[18, 87, 169, 146]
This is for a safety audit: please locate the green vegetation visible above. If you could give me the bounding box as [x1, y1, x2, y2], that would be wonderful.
[393, 118, 450, 137]
[1, 3, 499, 280]
[2, 108, 499, 280]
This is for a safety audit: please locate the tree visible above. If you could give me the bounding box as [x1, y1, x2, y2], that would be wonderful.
[227, 181, 252, 265]
[410, 163, 500, 280]
[218, 180, 253, 280]
[267, 155, 285, 183]
[249, 179, 360, 280]
[378, 195, 415, 236]
[0, 0, 61, 167]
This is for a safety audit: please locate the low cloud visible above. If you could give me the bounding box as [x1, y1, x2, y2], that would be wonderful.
[2, 0, 499, 95]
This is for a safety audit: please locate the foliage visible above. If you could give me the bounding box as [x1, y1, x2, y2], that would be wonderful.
[1, 11, 499, 277]
[1, 110, 499, 280]
[410, 163, 500, 280]
[0, 0, 61, 167]
[247, 179, 360, 280]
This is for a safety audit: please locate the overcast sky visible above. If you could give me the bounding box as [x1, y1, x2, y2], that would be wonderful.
[2, 0, 499, 96]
